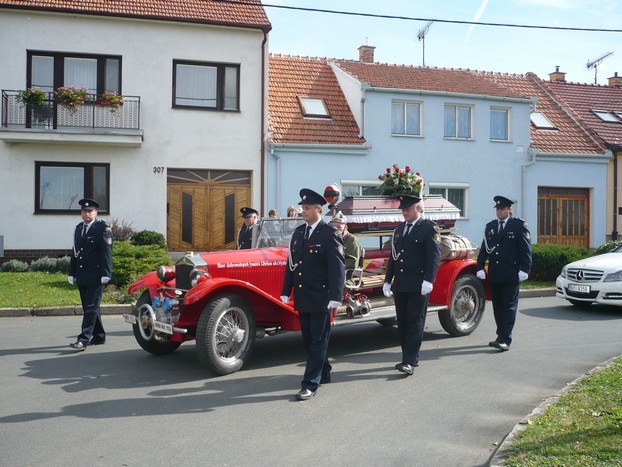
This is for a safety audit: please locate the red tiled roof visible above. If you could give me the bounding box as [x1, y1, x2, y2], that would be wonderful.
[0, 0, 271, 30]
[489, 72, 606, 155]
[268, 54, 364, 145]
[334, 61, 529, 100]
[545, 80, 622, 146]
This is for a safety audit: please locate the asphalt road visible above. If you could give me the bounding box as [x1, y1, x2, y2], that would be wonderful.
[1, 296, 621, 467]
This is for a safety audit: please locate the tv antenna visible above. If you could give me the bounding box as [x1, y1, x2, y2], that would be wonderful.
[587, 51, 613, 84]
[417, 21, 433, 67]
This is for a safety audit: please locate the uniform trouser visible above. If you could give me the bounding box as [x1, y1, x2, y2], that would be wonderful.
[490, 281, 520, 345]
[393, 292, 429, 366]
[77, 284, 106, 344]
[298, 311, 332, 391]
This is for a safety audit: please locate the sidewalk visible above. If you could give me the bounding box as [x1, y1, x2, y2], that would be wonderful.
[0, 288, 557, 317]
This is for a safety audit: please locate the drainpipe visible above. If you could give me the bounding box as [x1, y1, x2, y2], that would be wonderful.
[260, 30, 268, 215]
[269, 145, 280, 213]
[611, 144, 620, 240]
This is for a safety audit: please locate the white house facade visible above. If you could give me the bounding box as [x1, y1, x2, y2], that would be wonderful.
[0, 0, 270, 262]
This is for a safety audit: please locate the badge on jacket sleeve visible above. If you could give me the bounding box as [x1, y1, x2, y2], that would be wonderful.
[105, 227, 113, 245]
[433, 225, 441, 244]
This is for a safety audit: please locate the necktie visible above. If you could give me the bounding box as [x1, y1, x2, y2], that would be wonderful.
[498, 220, 505, 233]
[305, 225, 311, 240]
[82, 223, 87, 237]
[405, 223, 413, 236]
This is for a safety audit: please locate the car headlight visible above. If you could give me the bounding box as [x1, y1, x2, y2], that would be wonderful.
[560, 266, 567, 279]
[604, 270, 622, 282]
[157, 265, 175, 283]
[189, 268, 210, 288]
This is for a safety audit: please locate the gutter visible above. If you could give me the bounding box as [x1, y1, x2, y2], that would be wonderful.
[364, 86, 532, 104]
[609, 144, 621, 240]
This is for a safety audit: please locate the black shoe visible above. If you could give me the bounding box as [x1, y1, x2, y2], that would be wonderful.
[90, 338, 106, 345]
[490, 341, 510, 351]
[397, 363, 414, 375]
[320, 374, 331, 385]
[69, 341, 86, 351]
[295, 389, 316, 401]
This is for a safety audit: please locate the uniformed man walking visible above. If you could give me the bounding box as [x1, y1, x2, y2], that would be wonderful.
[476, 195, 532, 351]
[383, 195, 441, 376]
[237, 207, 258, 249]
[281, 188, 345, 400]
[68, 198, 113, 351]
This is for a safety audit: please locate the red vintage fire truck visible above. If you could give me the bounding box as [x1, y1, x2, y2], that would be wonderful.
[123, 194, 489, 375]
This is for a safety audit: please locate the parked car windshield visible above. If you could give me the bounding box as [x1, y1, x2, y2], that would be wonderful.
[255, 218, 305, 248]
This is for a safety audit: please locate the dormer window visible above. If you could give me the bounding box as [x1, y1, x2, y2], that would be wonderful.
[530, 112, 556, 130]
[299, 97, 330, 118]
[592, 110, 619, 123]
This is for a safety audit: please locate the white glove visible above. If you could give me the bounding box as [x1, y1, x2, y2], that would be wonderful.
[382, 282, 393, 297]
[476, 270, 486, 280]
[421, 280, 433, 295]
[101, 277, 111, 285]
[327, 300, 342, 309]
[280, 295, 290, 305]
[68, 276, 74, 285]
[518, 271, 529, 282]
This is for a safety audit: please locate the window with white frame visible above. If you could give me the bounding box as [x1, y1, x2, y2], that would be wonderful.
[341, 180, 382, 197]
[444, 104, 472, 139]
[391, 100, 421, 136]
[35, 162, 109, 213]
[428, 184, 468, 217]
[490, 107, 510, 141]
[173, 60, 239, 110]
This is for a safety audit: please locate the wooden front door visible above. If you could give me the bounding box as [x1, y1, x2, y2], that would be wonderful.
[537, 187, 589, 248]
[167, 169, 252, 251]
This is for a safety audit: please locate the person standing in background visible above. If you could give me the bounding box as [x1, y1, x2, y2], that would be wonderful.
[68, 198, 113, 351]
[237, 207, 258, 249]
[476, 195, 532, 352]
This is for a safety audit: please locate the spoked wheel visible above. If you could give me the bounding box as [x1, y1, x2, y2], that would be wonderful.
[438, 274, 486, 336]
[196, 294, 256, 375]
[131, 290, 181, 355]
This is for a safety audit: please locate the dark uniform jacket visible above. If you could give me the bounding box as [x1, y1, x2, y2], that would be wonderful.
[69, 219, 113, 287]
[281, 220, 345, 313]
[237, 225, 256, 249]
[477, 217, 532, 283]
[384, 219, 441, 293]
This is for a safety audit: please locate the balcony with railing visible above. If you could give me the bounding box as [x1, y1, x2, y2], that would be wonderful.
[1, 90, 143, 146]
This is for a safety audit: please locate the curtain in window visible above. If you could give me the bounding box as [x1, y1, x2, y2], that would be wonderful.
[391, 102, 405, 134]
[176, 64, 217, 107]
[39, 166, 84, 209]
[64, 58, 97, 92]
[457, 107, 471, 138]
[406, 103, 420, 136]
[32, 56, 54, 92]
[224, 66, 238, 110]
[490, 109, 508, 140]
[444, 106, 456, 137]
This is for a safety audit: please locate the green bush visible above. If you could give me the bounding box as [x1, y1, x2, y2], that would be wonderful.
[112, 241, 172, 287]
[0, 259, 29, 272]
[30, 256, 71, 273]
[593, 240, 622, 256]
[131, 230, 167, 249]
[530, 243, 591, 281]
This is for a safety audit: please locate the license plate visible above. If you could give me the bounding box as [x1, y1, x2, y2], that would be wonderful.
[123, 313, 137, 324]
[568, 284, 591, 294]
[154, 321, 173, 334]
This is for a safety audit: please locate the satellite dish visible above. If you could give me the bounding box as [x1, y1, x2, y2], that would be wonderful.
[587, 51, 613, 84]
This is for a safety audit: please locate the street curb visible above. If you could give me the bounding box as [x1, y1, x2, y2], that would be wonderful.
[0, 289, 556, 318]
[0, 304, 133, 317]
[488, 356, 619, 466]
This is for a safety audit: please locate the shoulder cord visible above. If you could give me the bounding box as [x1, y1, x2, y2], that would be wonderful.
[391, 227, 401, 261]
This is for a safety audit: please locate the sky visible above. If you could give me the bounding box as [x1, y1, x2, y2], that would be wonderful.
[264, 0, 622, 85]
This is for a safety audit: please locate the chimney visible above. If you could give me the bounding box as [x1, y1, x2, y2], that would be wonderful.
[608, 72, 622, 87]
[549, 66, 566, 82]
[358, 44, 376, 64]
